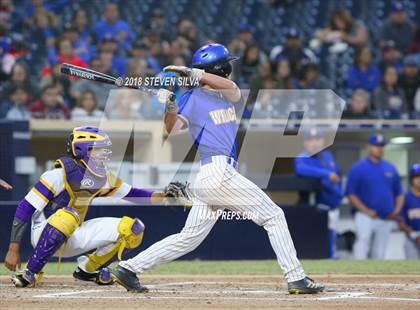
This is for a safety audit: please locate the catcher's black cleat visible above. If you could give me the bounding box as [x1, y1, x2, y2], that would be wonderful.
[11, 269, 38, 288]
[73, 267, 114, 285]
[109, 265, 148, 293]
[288, 277, 325, 294]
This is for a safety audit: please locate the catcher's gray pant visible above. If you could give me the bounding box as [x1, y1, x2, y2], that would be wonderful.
[120, 156, 306, 282]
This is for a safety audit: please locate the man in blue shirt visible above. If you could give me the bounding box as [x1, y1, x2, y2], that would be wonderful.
[346, 134, 404, 259]
[294, 128, 343, 258]
[398, 163, 420, 259]
[94, 3, 134, 51]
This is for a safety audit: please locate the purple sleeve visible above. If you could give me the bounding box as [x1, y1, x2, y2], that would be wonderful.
[15, 198, 36, 223]
[123, 187, 153, 203]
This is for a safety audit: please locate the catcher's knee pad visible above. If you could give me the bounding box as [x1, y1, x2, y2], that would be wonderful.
[117, 216, 145, 257]
[83, 217, 144, 273]
[47, 207, 79, 237]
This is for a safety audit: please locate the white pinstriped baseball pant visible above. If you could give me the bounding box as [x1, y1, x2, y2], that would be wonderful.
[120, 156, 306, 282]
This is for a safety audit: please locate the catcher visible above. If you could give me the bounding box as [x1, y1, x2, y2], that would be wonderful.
[4, 125, 191, 287]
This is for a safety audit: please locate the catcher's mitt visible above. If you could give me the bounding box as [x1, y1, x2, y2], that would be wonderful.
[164, 181, 193, 208]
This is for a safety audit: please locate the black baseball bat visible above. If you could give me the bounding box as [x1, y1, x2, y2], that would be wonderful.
[60, 63, 176, 101]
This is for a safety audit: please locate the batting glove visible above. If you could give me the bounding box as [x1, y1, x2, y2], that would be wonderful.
[163, 65, 205, 83]
[157, 89, 178, 114]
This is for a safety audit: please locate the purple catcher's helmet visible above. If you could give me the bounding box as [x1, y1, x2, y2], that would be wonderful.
[66, 126, 112, 177]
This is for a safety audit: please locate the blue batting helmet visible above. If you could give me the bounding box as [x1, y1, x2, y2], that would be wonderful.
[409, 163, 420, 182]
[192, 43, 239, 77]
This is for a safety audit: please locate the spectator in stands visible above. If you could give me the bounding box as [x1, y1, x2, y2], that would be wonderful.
[408, 27, 420, 54]
[143, 28, 169, 66]
[167, 36, 191, 64]
[98, 37, 127, 76]
[234, 44, 263, 88]
[374, 65, 407, 119]
[70, 57, 114, 110]
[104, 88, 141, 120]
[129, 41, 160, 76]
[148, 9, 170, 43]
[72, 8, 91, 43]
[71, 90, 105, 121]
[270, 28, 316, 78]
[3, 86, 30, 120]
[346, 134, 404, 259]
[94, 3, 134, 51]
[177, 17, 204, 52]
[342, 89, 374, 119]
[54, 37, 87, 68]
[228, 23, 254, 58]
[347, 45, 380, 93]
[378, 2, 414, 54]
[249, 62, 273, 102]
[0, 62, 38, 100]
[273, 57, 299, 89]
[294, 128, 343, 258]
[398, 55, 419, 117]
[28, 84, 70, 119]
[315, 8, 367, 47]
[62, 24, 95, 64]
[0, 0, 12, 28]
[299, 63, 332, 89]
[30, 8, 58, 48]
[25, 0, 66, 18]
[51, 76, 73, 107]
[398, 163, 420, 259]
[378, 40, 402, 74]
[0, 22, 10, 80]
[1, 33, 30, 76]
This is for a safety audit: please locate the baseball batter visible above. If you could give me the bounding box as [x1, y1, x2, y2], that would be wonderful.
[110, 43, 324, 294]
[4, 126, 188, 287]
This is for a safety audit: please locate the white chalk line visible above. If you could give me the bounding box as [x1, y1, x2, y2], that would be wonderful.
[32, 291, 420, 302]
[2, 281, 419, 289]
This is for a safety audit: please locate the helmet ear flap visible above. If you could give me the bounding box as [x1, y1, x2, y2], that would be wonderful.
[66, 133, 83, 159]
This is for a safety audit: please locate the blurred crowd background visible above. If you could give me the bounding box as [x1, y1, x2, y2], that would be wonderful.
[0, 0, 419, 121]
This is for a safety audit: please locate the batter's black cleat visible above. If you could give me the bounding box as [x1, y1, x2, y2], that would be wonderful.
[288, 277, 325, 294]
[109, 265, 148, 293]
[73, 267, 114, 285]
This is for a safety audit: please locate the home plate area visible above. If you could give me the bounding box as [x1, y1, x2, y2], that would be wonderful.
[1, 275, 419, 309]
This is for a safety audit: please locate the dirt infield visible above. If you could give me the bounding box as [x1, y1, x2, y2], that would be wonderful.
[0, 274, 419, 309]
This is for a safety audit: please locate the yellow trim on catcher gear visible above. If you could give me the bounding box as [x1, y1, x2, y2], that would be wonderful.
[104, 173, 123, 197]
[31, 187, 49, 203]
[47, 208, 79, 238]
[83, 217, 145, 272]
[54, 158, 102, 224]
[117, 216, 144, 260]
[71, 128, 106, 158]
[39, 178, 57, 195]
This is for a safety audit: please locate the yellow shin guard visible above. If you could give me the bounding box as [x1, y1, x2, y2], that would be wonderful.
[84, 216, 145, 273]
